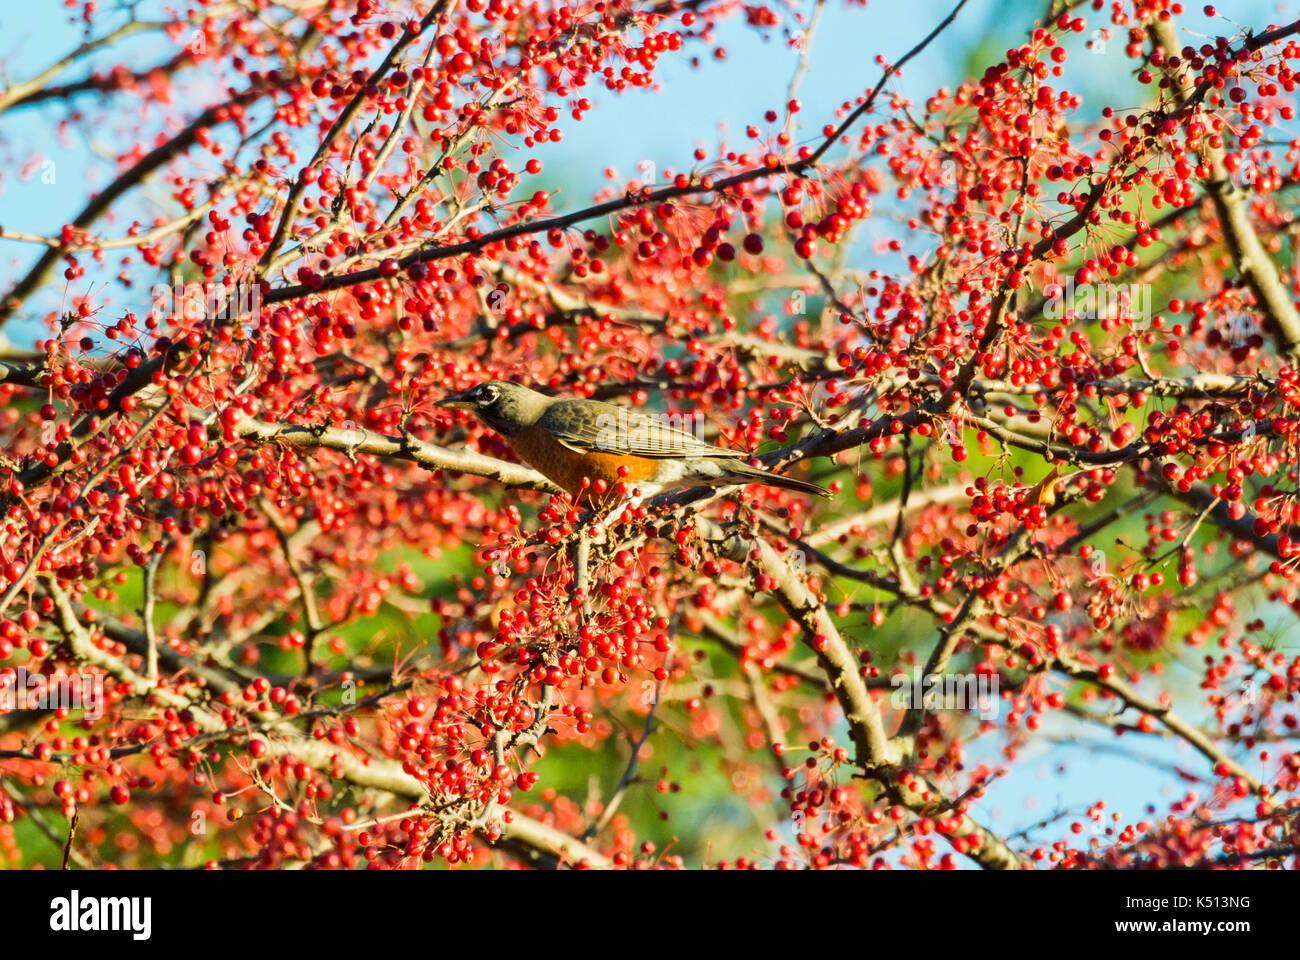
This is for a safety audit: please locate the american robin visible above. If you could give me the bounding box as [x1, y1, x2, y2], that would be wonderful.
[437, 380, 829, 501]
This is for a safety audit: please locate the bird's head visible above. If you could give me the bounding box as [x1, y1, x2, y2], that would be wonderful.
[436, 380, 548, 436]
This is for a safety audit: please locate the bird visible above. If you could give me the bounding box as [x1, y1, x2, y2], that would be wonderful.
[436, 380, 830, 502]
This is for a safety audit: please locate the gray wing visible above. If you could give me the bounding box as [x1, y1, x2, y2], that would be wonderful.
[540, 399, 742, 460]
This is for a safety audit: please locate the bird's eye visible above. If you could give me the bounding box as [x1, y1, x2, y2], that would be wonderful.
[479, 384, 499, 404]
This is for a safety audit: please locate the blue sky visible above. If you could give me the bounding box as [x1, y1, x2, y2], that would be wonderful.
[2, 0, 1295, 862]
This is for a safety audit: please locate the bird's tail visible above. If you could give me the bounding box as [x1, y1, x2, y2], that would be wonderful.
[723, 458, 831, 497]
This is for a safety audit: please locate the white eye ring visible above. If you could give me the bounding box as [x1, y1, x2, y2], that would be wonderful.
[480, 385, 499, 403]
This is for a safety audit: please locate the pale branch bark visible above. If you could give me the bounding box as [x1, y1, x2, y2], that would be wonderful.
[704, 522, 899, 765]
[1152, 17, 1300, 358]
[44, 579, 200, 711]
[141, 552, 162, 684]
[694, 516, 1025, 869]
[967, 406, 1279, 472]
[969, 372, 1273, 399]
[65, 594, 253, 693]
[30, 577, 612, 869]
[492, 814, 616, 869]
[270, 735, 612, 867]
[232, 415, 558, 492]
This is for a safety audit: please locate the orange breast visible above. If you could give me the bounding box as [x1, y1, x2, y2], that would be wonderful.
[507, 424, 660, 497]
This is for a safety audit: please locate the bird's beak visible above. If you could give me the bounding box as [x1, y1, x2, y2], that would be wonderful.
[436, 391, 476, 411]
